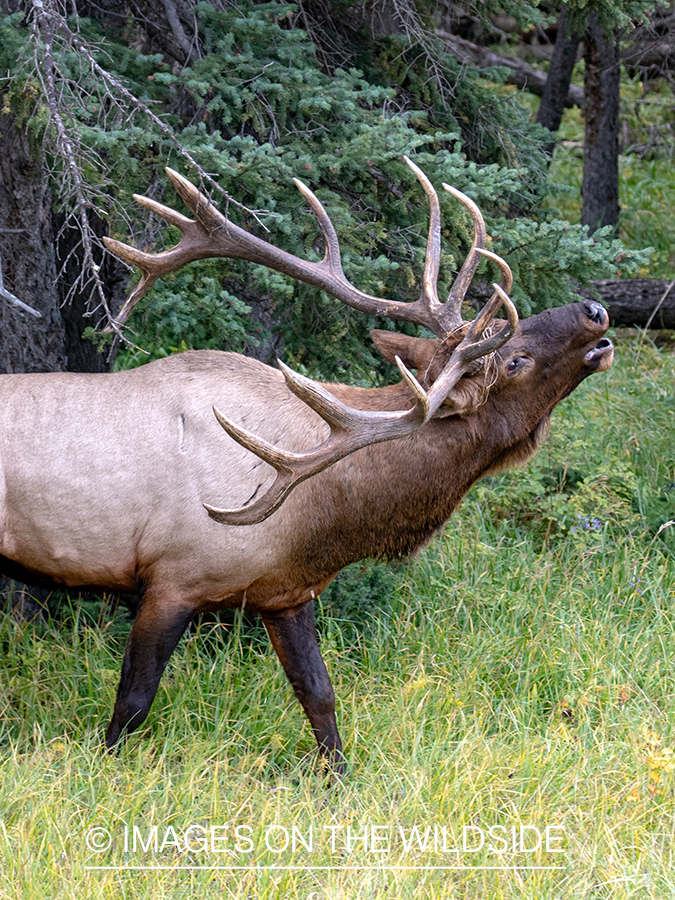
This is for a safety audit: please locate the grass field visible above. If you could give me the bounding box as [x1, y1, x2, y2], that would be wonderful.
[1, 334, 675, 899]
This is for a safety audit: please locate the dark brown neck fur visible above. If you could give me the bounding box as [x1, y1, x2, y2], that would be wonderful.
[291, 380, 551, 580]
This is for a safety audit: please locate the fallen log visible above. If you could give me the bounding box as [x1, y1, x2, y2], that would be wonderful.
[468, 278, 675, 329]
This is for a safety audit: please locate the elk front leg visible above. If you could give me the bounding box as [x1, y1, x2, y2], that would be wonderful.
[105, 592, 194, 749]
[261, 600, 346, 776]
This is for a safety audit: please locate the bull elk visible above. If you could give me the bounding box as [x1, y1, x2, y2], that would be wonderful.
[0, 159, 613, 774]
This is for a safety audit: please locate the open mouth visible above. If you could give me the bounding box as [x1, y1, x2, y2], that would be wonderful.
[584, 337, 614, 371]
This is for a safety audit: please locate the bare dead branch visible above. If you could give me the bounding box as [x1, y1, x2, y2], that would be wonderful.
[436, 30, 585, 109]
[0, 251, 42, 318]
[28, 0, 120, 334]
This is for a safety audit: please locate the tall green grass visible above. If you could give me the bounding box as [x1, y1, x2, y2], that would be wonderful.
[1, 335, 675, 898]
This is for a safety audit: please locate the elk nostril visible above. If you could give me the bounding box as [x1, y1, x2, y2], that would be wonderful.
[583, 300, 608, 326]
[596, 338, 612, 349]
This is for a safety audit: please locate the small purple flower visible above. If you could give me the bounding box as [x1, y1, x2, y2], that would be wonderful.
[574, 515, 602, 532]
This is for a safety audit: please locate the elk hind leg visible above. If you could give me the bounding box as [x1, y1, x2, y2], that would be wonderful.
[261, 600, 346, 777]
[105, 591, 194, 749]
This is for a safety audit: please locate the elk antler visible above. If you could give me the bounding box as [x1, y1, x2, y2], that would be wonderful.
[103, 158, 510, 336]
[105, 159, 518, 525]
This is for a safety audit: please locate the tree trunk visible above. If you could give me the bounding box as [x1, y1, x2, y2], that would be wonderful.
[581, 16, 620, 233]
[0, 105, 68, 373]
[536, 4, 581, 140]
[468, 277, 675, 329]
[54, 211, 127, 373]
[0, 106, 122, 374]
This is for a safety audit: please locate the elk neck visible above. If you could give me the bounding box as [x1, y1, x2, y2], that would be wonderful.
[288, 377, 551, 578]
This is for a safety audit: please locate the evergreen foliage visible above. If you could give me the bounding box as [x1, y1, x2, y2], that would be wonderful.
[1, 1, 650, 377]
[564, 0, 660, 33]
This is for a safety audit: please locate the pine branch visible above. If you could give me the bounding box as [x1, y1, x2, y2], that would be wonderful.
[40, 3, 270, 224]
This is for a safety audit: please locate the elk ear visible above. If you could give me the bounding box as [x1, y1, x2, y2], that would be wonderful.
[370, 330, 439, 373]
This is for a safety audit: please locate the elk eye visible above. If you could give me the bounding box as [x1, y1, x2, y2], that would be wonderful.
[506, 357, 522, 375]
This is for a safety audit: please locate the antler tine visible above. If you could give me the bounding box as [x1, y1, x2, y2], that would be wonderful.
[402, 156, 442, 321]
[205, 356, 429, 526]
[460, 283, 518, 362]
[453, 247, 516, 363]
[102, 171, 232, 330]
[440, 184, 488, 332]
[292, 178, 344, 276]
[424, 282, 518, 418]
[102, 194, 207, 329]
[166, 168, 228, 232]
[476, 247, 513, 295]
[287, 175, 449, 334]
